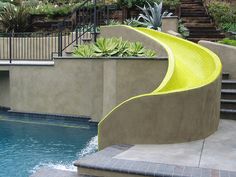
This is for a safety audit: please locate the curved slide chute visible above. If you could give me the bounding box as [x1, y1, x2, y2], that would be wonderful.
[98, 26, 222, 150]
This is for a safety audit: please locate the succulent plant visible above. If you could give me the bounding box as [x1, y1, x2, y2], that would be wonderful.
[73, 37, 157, 58]
[73, 44, 95, 57]
[137, 1, 172, 31]
[92, 37, 120, 57]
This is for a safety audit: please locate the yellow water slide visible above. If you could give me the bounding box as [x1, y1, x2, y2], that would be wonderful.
[98, 26, 222, 150]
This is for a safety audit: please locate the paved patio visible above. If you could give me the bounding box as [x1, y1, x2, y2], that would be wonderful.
[114, 119, 236, 172]
[75, 120, 236, 177]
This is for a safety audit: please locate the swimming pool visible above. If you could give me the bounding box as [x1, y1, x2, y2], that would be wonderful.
[0, 111, 97, 177]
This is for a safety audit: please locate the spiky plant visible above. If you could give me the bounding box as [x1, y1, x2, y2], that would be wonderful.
[137, 1, 172, 31]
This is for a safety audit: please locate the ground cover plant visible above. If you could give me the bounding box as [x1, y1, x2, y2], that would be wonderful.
[73, 37, 157, 57]
[218, 38, 236, 47]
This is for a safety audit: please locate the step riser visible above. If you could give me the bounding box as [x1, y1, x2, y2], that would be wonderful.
[222, 83, 236, 90]
[221, 112, 236, 120]
[221, 102, 236, 110]
[222, 74, 230, 80]
[221, 93, 236, 100]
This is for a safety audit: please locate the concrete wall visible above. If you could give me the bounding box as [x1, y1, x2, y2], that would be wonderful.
[199, 40, 236, 79]
[0, 71, 10, 108]
[0, 58, 167, 121]
[162, 16, 178, 33]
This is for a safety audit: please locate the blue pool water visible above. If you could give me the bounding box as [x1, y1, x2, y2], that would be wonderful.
[0, 112, 97, 177]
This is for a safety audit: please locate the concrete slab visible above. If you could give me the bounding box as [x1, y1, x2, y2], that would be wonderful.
[114, 140, 203, 167]
[200, 120, 236, 171]
[113, 120, 236, 172]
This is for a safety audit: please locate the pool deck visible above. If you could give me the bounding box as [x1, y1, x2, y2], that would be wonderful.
[75, 119, 236, 177]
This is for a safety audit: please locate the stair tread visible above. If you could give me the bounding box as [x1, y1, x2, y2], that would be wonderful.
[221, 89, 236, 93]
[221, 99, 236, 103]
[221, 109, 236, 113]
[222, 80, 236, 84]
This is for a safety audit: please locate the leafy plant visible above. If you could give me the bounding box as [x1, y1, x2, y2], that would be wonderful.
[144, 49, 157, 57]
[73, 44, 95, 57]
[219, 22, 236, 33]
[124, 17, 145, 27]
[73, 37, 157, 58]
[207, 1, 236, 32]
[127, 41, 145, 56]
[137, 1, 172, 31]
[178, 19, 189, 38]
[0, 3, 30, 32]
[218, 38, 236, 47]
[92, 37, 120, 57]
[105, 19, 122, 26]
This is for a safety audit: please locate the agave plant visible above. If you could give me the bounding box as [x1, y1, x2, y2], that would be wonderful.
[137, 1, 172, 31]
[73, 44, 95, 57]
[144, 49, 157, 57]
[92, 37, 120, 57]
[127, 42, 146, 57]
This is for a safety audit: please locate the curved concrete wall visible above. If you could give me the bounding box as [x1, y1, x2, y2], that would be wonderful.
[199, 40, 236, 79]
[99, 26, 222, 149]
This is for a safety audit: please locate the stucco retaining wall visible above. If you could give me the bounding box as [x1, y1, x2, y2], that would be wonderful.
[199, 40, 236, 79]
[0, 58, 168, 121]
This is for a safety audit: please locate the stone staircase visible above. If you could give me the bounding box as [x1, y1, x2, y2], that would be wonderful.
[221, 72, 236, 120]
[180, 0, 225, 42]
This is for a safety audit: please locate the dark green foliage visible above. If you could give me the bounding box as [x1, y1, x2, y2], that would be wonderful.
[0, 3, 30, 32]
[178, 19, 189, 38]
[207, 1, 236, 32]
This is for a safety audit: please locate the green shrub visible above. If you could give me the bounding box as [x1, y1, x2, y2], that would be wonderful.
[219, 22, 236, 32]
[207, 1, 236, 32]
[0, 3, 30, 32]
[30, 3, 73, 17]
[218, 38, 236, 47]
[73, 37, 157, 57]
[178, 19, 189, 38]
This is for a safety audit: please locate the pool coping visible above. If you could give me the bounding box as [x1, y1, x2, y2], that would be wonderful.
[0, 109, 98, 126]
[75, 145, 236, 177]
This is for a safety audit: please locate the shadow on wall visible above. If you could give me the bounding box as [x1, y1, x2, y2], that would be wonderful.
[0, 71, 10, 108]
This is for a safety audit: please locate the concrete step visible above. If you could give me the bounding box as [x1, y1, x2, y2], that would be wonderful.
[181, 13, 208, 17]
[222, 72, 230, 80]
[222, 80, 236, 90]
[221, 99, 236, 110]
[184, 23, 215, 28]
[189, 33, 225, 38]
[221, 109, 236, 120]
[181, 9, 206, 13]
[221, 89, 236, 100]
[188, 37, 222, 42]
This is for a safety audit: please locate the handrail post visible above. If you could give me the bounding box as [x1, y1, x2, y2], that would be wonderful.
[93, 0, 97, 42]
[58, 31, 62, 57]
[9, 32, 12, 63]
